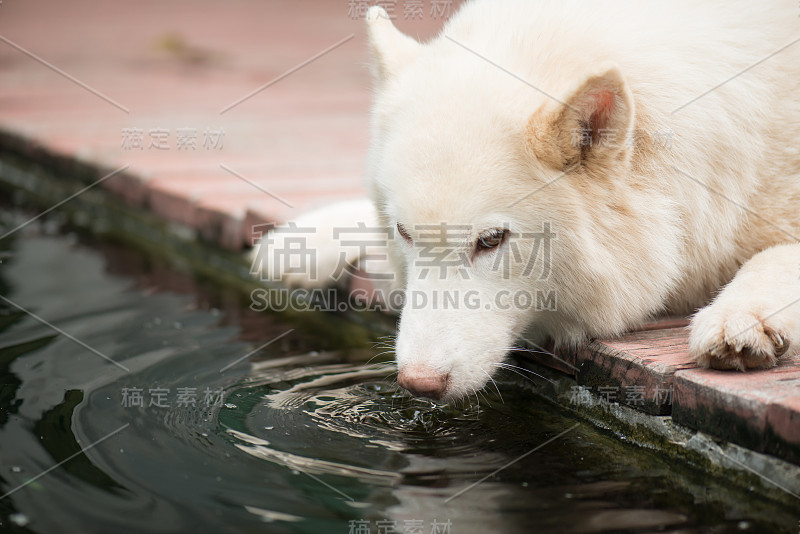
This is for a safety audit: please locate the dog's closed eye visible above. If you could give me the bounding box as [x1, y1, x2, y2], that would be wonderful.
[397, 223, 508, 253]
[396, 222, 413, 244]
[476, 228, 508, 252]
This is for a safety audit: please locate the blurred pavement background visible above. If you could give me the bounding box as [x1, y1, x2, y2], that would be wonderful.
[0, 0, 460, 249]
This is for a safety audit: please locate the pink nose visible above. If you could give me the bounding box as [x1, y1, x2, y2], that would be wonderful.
[397, 364, 449, 400]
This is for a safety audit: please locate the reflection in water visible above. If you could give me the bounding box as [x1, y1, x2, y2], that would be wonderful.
[0, 212, 797, 533]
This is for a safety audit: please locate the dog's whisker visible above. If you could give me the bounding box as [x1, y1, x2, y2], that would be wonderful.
[506, 346, 553, 357]
[477, 388, 491, 412]
[479, 367, 504, 404]
[492, 361, 555, 385]
[468, 387, 481, 416]
[368, 350, 396, 362]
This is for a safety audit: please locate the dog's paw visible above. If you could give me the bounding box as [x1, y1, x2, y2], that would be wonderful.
[249, 228, 346, 289]
[689, 306, 788, 371]
[247, 198, 383, 290]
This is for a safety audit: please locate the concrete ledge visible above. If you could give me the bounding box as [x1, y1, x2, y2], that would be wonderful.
[575, 326, 692, 416]
[522, 322, 800, 466]
[674, 358, 800, 465]
[510, 359, 800, 513]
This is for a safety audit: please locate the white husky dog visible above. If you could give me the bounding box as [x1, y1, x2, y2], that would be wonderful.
[253, 0, 800, 401]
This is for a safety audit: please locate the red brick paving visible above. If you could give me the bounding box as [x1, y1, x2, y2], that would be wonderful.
[521, 319, 800, 465]
[673, 355, 800, 465]
[0, 0, 451, 249]
[575, 326, 693, 415]
[1, 0, 798, 465]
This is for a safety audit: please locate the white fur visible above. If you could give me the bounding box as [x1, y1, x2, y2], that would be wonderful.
[253, 0, 800, 401]
[250, 199, 378, 288]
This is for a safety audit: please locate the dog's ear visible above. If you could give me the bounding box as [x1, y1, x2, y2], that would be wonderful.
[527, 63, 634, 171]
[366, 6, 422, 83]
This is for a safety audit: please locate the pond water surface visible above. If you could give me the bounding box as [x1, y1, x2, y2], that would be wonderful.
[0, 209, 797, 533]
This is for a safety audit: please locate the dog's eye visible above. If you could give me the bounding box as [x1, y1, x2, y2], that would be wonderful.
[476, 228, 508, 251]
[397, 223, 412, 244]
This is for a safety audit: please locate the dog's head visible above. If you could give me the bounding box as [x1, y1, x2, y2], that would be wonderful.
[364, 6, 676, 402]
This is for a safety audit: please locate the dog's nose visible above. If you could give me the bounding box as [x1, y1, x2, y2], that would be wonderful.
[397, 365, 449, 400]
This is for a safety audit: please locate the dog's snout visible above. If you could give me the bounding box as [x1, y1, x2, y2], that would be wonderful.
[397, 365, 449, 400]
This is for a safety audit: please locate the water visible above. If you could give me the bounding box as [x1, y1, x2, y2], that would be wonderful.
[0, 211, 797, 533]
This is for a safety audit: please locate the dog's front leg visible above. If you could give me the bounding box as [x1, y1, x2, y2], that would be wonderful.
[689, 243, 800, 370]
[249, 198, 386, 289]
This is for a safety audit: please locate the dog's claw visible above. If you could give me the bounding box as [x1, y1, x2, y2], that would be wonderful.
[767, 329, 789, 357]
[691, 308, 790, 371]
